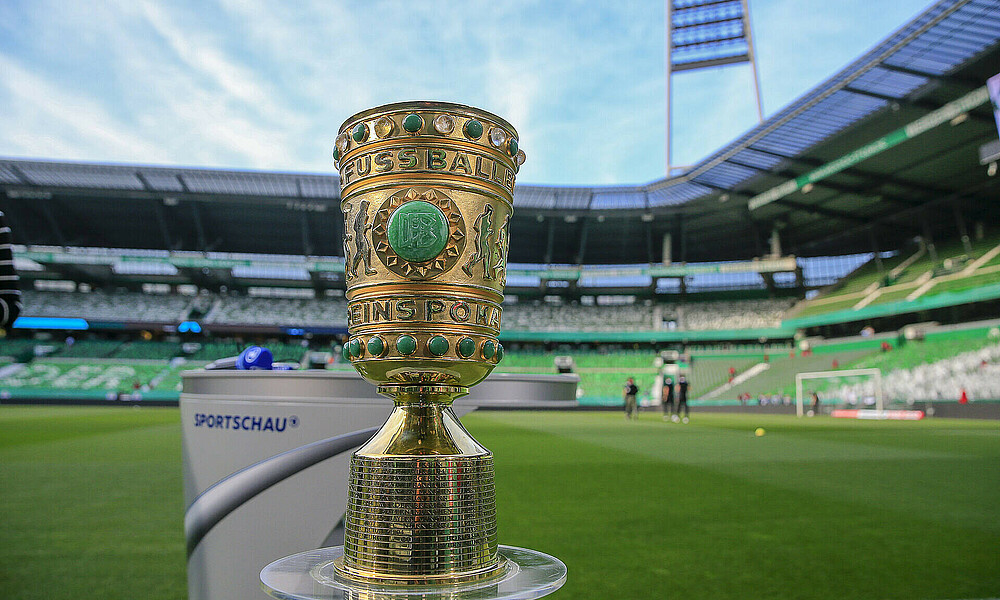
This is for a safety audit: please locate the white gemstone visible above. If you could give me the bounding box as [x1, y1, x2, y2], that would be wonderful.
[433, 114, 455, 134]
[336, 133, 349, 154]
[516, 149, 526, 166]
[374, 116, 395, 138]
[489, 127, 507, 147]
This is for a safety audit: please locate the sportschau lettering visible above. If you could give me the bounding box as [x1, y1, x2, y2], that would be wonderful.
[341, 147, 515, 193]
[193, 413, 298, 432]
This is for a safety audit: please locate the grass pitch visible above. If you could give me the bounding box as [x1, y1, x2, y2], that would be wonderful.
[1, 407, 997, 599]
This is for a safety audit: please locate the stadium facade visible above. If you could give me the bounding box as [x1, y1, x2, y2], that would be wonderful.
[1, 0, 1000, 406]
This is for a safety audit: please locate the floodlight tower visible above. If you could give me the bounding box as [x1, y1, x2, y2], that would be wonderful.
[665, 0, 764, 176]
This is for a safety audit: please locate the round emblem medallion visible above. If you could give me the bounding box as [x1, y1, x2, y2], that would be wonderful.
[371, 188, 466, 280]
[386, 200, 449, 262]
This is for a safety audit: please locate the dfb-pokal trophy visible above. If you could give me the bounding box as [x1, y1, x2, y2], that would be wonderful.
[259, 102, 566, 600]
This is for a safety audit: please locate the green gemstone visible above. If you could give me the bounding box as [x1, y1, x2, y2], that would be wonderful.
[367, 336, 385, 357]
[387, 200, 449, 262]
[482, 340, 495, 360]
[332, 146, 340, 161]
[402, 114, 423, 133]
[352, 123, 368, 143]
[428, 335, 449, 356]
[464, 119, 483, 139]
[508, 137, 518, 157]
[457, 337, 476, 358]
[349, 338, 363, 358]
[342, 343, 351, 361]
[495, 343, 504, 362]
[396, 335, 417, 356]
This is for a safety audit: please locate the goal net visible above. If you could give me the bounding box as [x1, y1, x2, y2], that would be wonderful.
[795, 368, 883, 417]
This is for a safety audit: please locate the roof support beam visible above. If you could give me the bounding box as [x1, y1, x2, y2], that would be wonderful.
[543, 218, 555, 265]
[189, 202, 208, 252]
[842, 86, 993, 125]
[40, 202, 67, 246]
[771, 198, 869, 224]
[743, 146, 950, 198]
[575, 218, 589, 265]
[868, 228, 885, 279]
[723, 158, 929, 210]
[645, 220, 654, 265]
[877, 63, 984, 90]
[154, 202, 176, 250]
[744, 207, 764, 257]
[300, 213, 313, 256]
[797, 178, 1000, 254]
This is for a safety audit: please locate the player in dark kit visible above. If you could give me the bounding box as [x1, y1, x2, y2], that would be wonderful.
[661, 376, 675, 421]
[675, 375, 690, 423]
[623, 377, 638, 420]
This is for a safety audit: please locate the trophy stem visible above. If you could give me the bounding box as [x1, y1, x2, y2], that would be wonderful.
[335, 387, 504, 586]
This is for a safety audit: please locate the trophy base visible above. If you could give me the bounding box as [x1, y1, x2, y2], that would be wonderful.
[260, 545, 566, 600]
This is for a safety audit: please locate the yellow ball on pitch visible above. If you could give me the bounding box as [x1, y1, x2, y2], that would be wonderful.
[754, 427, 766, 437]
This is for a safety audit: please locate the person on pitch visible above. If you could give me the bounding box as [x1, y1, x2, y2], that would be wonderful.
[623, 377, 638, 420]
[674, 375, 690, 423]
[810, 390, 820, 416]
[661, 376, 675, 421]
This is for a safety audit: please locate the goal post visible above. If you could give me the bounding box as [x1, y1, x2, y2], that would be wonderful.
[795, 368, 882, 417]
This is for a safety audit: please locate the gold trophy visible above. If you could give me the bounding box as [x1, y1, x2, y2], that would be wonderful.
[260, 102, 565, 600]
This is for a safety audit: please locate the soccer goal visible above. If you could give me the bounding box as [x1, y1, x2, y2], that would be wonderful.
[794, 368, 882, 417]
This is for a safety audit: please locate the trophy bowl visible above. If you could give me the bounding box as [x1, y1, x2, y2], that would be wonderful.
[334, 101, 554, 588]
[337, 101, 520, 395]
[260, 102, 563, 600]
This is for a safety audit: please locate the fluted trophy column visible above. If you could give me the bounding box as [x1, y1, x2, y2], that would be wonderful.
[333, 102, 524, 586]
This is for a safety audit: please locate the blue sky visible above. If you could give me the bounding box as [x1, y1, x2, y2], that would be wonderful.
[0, 0, 933, 186]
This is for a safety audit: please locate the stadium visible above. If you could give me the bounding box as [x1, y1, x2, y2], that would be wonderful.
[2, 1, 999, 599]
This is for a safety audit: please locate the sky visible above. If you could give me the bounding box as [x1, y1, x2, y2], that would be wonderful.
[0, 0, 934, 187]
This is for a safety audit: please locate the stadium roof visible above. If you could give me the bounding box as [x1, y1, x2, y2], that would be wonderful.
[2, 0, 999, 264]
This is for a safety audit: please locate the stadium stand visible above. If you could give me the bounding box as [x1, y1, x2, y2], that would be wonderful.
[830, 341, 1000, 403]
[56, 339, 123, 358]
[1, 0, 999, 413]
[502, 302, 656, 332]
[111, 341, 182, 360]
[204, 296, 347, 328]
[21, 290, 191, 323]
[501, 298, 793, 332]
[0, 359, 169, 393]
[793, 231, 1000, 319]
[678, 299, 792, 330]
[721, 349, 880, 400]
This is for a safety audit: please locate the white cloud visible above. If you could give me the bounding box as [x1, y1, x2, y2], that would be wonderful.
[0, 0, 935, 184]
[0, 53, 170, 162]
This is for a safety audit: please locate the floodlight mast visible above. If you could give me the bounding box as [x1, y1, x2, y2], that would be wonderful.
[665, 0, 765, 176]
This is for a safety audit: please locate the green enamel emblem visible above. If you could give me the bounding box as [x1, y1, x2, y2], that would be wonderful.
[457, 337, 476, 358]
[387, 201, 449, 262]
[396, 335, 417, 356]
[428, 335, 449, 356]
